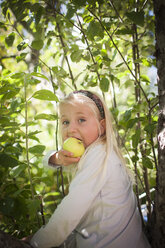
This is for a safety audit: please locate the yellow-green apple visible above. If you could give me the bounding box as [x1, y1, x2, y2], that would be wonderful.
[63, 137, 85, 157]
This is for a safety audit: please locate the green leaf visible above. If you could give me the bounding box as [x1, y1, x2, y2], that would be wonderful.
[116, 28, 133, 35]
[26, 199, 41, 217]
[16, 53, 27, 62]
[132, 129, 141, 148]
[131, 155, 139, 163]
[0, 153, 18, 167]
[5, 32, 15, 46]
[11, 72, 25, 79]
[28, 145, 46, 155]
[144, 122, 156, 134]
[87, 21, 104, 40]
[126, 118, 138, 128]
[9, 164, 25, 178]
[1, 88, 20, 100]
[0, 85, 16, 95]
[66, 4, 76, 19]
[28, 130, 42, 137]
[126, 11, 144, 27]
[71, 0, 86, 7]
[35, 5, 44, 25]
[100, 78, 109, 92]
[27, 77, 41, 85]
[32, 90, 59, 101]
[31, 39, 44, 50]
[52, 66, 68, 78]
[30, 72, 49, 81]
[142, 157, 153, 169]
[140, 74, 150, 84]
[123, 109, 132, 122]
[70, 50, 82, 62]
[5, 146, 21, 154]
[34, 113, 58, 121]
[17, 40, 28, 51]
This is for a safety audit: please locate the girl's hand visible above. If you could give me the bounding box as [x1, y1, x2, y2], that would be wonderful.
[50, 149, 80, 166]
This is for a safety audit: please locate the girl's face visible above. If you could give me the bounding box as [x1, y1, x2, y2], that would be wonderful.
[60, 101, 104, 148]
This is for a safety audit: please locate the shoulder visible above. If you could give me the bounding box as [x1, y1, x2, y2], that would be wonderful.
[77, 141, 106, 171]
[84, 141, 106, 160]
[87, 141, 106, 153]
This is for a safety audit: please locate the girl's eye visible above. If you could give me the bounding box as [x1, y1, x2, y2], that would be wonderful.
[62, 120, 69, 125]
[79, 118, 86, 123]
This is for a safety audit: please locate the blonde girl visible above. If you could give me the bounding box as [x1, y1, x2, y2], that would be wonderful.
[30, 90, 151, 248]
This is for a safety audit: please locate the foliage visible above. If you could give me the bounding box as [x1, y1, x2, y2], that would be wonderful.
[0, 0, 157, 239]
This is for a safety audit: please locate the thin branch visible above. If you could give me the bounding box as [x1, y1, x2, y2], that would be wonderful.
[108, 0, 124, 23]
[0, 55, 17, 60]
[76, 14, 101, 83]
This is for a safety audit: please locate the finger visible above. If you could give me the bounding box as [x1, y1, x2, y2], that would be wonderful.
[61, 150, 74, 157]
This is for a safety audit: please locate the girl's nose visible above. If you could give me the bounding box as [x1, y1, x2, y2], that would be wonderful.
[67, 122, 77, 134]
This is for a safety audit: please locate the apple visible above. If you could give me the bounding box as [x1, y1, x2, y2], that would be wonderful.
[63, 137, 85, 157]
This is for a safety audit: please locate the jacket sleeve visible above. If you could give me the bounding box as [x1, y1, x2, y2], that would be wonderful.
[30, 143, 107, 248]
[43, 150, 61, 169]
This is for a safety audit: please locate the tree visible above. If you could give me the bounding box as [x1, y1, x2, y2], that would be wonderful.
[152, 0, 165, 247]
[0, 0, 164, 247]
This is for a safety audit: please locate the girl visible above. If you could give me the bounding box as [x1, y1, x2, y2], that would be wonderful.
[30, 90, 151, 248]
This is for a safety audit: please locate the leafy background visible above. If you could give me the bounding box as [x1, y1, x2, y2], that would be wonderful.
[0, 0, 157, 240]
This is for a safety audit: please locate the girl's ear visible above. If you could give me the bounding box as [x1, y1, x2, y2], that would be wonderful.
[100, 119, 106, 135]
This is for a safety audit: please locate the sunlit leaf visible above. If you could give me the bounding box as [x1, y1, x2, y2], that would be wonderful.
[100, 78, 109, 92]
[52, 66, 68, 78]
[17, 40, 28, 51]
[31, 39, 44, 50]
[30, 72, 49, 81]
[27, 77, 41, 85]
[28, 145, 46, 154]
[140, 74, 150, 83]
[32, 90, 59, 101]
[9, 164, 25, 178]
[70, 50, 83, 62]
[28, 130, 42, 137]
[1, 88, 20, 100]
[87, 21, 104, 40]
[16, 53, 28, 62]
[11, 72, 25, 79]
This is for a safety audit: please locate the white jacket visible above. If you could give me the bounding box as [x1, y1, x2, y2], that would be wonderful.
[30, 142, 151, 248]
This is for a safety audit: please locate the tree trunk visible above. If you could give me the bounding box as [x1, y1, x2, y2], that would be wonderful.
[152, 0, 165, 247]
[0, 230, 32, 248]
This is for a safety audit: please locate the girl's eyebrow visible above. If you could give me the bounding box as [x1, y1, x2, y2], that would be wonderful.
[61, 111, 87, 118]
[76, 112, 86, 115]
